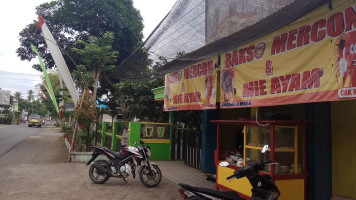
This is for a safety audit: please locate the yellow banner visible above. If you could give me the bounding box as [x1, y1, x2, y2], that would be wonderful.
[220, 1, 356, 108]
[164, 57, 218, 111]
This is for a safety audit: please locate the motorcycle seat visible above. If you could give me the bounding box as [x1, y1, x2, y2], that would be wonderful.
[102, 147, 123, 158]
[179, 183, 242, 200]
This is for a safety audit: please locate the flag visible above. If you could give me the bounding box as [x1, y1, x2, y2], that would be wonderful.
[58, 72, 65, 119]
[31, 44, 59, 114]
[38, 88, 47, 100]
[36, 15, 80, 106]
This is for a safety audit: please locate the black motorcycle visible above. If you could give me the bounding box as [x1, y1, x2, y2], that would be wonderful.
[178, 145, 280, 200]
[86, 140, 162, 187]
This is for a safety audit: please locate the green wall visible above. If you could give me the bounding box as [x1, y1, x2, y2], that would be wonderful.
[128, 122, 171, 160]
[128, 122, 141, 146]
[144, 143, 170, 161]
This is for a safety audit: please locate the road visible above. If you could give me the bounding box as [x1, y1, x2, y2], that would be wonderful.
[0, 123, 182, 200]
[0, 122, 45, 158]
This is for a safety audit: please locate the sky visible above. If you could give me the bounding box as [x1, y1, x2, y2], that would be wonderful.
[0, 0, 176, 98]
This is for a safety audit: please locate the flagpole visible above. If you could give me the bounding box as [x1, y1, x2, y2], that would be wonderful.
[67, 88, 87, 162]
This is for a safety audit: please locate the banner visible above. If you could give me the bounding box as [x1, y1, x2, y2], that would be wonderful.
[36, 15, 80, 106]
[220, 1, 356, 108]
[31, 44, 59, 113]
[164, 57, 218, 111]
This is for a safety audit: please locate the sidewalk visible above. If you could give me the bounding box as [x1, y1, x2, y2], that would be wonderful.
[154, 160, 216, 190]
[0, 125, 216, 200]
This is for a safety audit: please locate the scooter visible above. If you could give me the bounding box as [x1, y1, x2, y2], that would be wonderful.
[178, 145, 280, 200]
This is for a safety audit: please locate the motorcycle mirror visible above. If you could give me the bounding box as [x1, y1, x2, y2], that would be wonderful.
[261, 145, 269, 153]
[219, 161, 229, 167]
[134, 142, 137, 145]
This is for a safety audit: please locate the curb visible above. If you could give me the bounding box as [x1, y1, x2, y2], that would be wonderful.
[70, 152, 107, 162]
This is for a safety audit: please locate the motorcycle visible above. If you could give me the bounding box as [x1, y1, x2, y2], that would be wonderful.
[86, 140, 162, 187]
[178, 145, 280, 200]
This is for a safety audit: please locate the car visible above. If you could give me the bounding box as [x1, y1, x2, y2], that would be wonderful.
[28, 114, 42, 127]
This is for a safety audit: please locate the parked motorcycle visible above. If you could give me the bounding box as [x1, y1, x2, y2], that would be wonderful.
[178, 145, 280, 200]
[86, 140, 162, 187]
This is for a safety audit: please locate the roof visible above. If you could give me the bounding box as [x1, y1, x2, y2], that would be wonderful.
[156, 0, 329, 74]
[111, 0, 329, 78]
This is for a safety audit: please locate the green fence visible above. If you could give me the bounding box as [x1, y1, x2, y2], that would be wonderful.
[99, 121, 171, 161]
[100, 121, 124, 151]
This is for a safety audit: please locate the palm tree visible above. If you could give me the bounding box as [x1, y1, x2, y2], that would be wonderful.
[14, 92, 22, 100]
[27, 90, 34, 102]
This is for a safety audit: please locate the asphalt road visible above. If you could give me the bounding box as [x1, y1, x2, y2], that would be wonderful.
[0, 123, 182, 200]
[0, 122, 55, 158]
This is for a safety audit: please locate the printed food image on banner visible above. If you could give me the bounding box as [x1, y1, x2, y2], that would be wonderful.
[220, 1, 356, 108]
[164, 57, 218, 111]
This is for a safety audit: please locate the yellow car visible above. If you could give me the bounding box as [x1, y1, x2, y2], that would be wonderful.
[28, 114, 42, 127]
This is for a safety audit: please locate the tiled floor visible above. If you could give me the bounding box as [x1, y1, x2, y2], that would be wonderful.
[154, 160, 216, 190]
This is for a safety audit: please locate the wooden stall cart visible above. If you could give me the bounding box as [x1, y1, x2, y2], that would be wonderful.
[212, 120, 307, 200]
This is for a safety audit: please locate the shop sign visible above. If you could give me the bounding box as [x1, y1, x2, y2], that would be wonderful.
[220, 1, 356, 108]
[164, 57, 218, 111]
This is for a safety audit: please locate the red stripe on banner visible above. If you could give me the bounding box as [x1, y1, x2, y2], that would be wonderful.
[35, 15, 45, 32]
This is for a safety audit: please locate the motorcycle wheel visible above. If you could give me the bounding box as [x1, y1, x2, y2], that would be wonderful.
[89, 160, 110, 184]
[138, 165, 162, 187]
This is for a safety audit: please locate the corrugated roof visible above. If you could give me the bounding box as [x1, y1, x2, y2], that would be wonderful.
[110, 0, 329, 79]
[157, 0, 329, 74]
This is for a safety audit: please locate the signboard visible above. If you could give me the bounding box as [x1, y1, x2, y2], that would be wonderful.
[0, 90, 11, 106]
[220, 2, 356, 108]
[164, 57, 218, 111]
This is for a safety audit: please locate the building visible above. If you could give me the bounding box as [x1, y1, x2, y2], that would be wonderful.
[124, 0, 356, 199]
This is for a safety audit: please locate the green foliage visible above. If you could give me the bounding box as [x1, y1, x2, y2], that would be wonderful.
[3, 110, 14, 125]
[29, 100, 48, 117]
[174, 110, 202, 130]
[39, 71, 72, 119]
[15, 92, 28, 112]
[27, 90, 34, 102]
[75, 90, 96, 128]
[15, 91, 47, 117]
[17, 0, 145, 97]
[71, 32, 118, 100]
[77, 128, 97, 152]
[114, 78, 167, 122]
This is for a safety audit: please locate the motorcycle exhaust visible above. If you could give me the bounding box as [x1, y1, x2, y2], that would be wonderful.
[92, 162, 114, 177]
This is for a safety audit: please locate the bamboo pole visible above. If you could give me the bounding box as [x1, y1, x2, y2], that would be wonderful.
[67, 88, 87, 162]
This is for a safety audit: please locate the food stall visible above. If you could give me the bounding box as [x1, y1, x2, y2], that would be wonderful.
[212, 120, 307, 200]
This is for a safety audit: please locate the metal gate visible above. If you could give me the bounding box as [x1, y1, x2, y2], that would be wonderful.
[171, 128, 201, 169]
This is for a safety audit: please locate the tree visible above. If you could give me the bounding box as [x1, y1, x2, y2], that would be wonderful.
[114, 78, 167, 122]
[71, 32, 118, 101]
[27, 90, 34, 102]
[17, 0, 145, 96]
[15, 92, 29, 112]
[29, 100, 48, 116]
[39, 71, 72, 119]
[14, 92, 22, 101]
